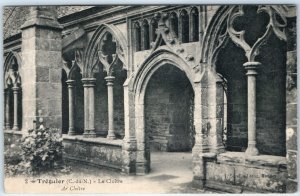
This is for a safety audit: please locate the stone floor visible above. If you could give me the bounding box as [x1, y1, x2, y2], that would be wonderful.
[66, 151, 220, 193]
[5, 152, 224, 194]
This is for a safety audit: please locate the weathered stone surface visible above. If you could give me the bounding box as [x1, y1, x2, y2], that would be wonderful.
[36, 67, 50, 82]
[63, 135, 123, 170]
[205, 153, 288, 193]
[286, 150, 297, 180]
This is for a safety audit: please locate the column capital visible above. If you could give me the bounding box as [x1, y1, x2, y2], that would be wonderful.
[66, 79, 75, 86]
[243, 61, 261, 75]
[82, 78, 96, 87]
[12, 86, 20, 92]
[105, 76, 115, 86]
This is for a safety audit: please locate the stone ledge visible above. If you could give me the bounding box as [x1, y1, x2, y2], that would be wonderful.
[62, 134, 123, 147]
[4, 129, 23, 135]
[217, 151, 287, 169]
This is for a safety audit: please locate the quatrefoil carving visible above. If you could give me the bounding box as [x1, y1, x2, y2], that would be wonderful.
[227, 5, 288, 62]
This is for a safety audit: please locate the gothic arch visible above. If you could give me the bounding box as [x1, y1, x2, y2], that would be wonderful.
[132, 49, 196, 95]
[200, 5, 294, 68]
[4, 51, 22, 88]
[83, 24, 128, 78]
[129, 49, 198, 173]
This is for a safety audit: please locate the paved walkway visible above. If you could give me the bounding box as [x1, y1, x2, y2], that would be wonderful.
[5, 152, 221, 194]
[68, 151, 218, 193]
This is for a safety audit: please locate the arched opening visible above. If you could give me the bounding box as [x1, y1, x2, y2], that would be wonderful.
[134, 22, 141, 52]
[113, 62, 127, 139]
[95, 64, 109, 136]
[255, 32, 287, 156]
[61, 69, 69, 134]
[73, 68, 84, 134]
[142, 20, 150, 50]
[190, 7, 199, 42]
[150, 19, 158, 44]
[144, 63, 195, 178]
[169, 12, 178, 37]
[216, 11, 287, 156]
[216, 39, 248, 152]
[4, 55, 22, 131]
[179, 9, 189, 43]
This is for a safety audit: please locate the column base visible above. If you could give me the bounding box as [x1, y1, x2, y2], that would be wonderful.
[89, 130, 97, 138]
[245, 145, 259, 156]
[192, 176, 206, 189]
[12, 126, 19, 131]
[68, 128, 76, 136]
[136, 161, 150, 175]
[83, 130, 97, 138]
[83, 130, 91, 138]
[5, 124, 11, 130]
[107, 130, 116, 140]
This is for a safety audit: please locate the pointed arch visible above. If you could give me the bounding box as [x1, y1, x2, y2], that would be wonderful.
[179, 9, 189, 43]
[134, 22, 142, 52]
[190, 7, 199, 42]
[149, 18, 158, 44]
[141, 20, 150, 50]
[169, 12, 179, 37]
[83, 23, 128, 78]
[4, 51, 22, 88]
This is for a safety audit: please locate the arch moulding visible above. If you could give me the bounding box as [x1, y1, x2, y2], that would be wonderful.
[83, 23, 128, 78]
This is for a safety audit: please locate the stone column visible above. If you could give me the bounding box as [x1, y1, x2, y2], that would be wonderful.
[82, 78, 96, 138]
[66, 80, 75, 135]
[105, 76, 116, 139]
[12, 86, 19, 131]
[4, 89, 11, 130]
[88, 79, 96, 137]
[82, 78, 90, 137]
[244, 61, 260, 156]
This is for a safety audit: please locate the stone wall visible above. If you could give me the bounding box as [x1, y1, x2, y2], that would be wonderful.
[63, 135, 123, 170]
[255, 33, 287, 156]
[145, 64, 194, 152]
[205, 152, 288, 193]
[3, 6, 93, 40]
[285, 16, 297, 193]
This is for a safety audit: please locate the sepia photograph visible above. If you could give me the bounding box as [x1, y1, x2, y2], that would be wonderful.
[2, 4, 298, 194]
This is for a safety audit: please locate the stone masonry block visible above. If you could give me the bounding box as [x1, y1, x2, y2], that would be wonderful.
[49, 68, 62, 83]
[287, 150, 297, 180]
[36, 67, 50, 82]
[36, 37, 50, 50]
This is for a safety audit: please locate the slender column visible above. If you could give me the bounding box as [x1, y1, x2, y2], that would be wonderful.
[12, 86, 19, 131]
[244, 62, 260, 156]
[105, 76, 116, 139]
[88, 78, 96, 138]
[4, 89, 11, 130]
[82, 78, 90, 137]
[66, 80, 75, 135]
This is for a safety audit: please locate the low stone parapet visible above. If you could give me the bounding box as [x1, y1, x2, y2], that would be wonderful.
[62, 135, 123, 171]
[204, 151, 287, 193]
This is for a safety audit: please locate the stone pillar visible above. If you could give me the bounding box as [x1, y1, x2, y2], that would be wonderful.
[244, 61, 260, 156]
[105, 76, 116, 139]
[285, 15, 297, 193]
[88, 79, 96, 137]
[192, 81, 210, 188]
[21, 6, 62, 132]
[82, 78, 96, 138]
[4, 89, 11, 130]
[66, 80, 75, 135]
[12, 86, 20, 131]
[122, 82, 137, 174]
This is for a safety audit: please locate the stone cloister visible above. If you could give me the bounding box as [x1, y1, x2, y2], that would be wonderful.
[3, 5, 297, 193]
